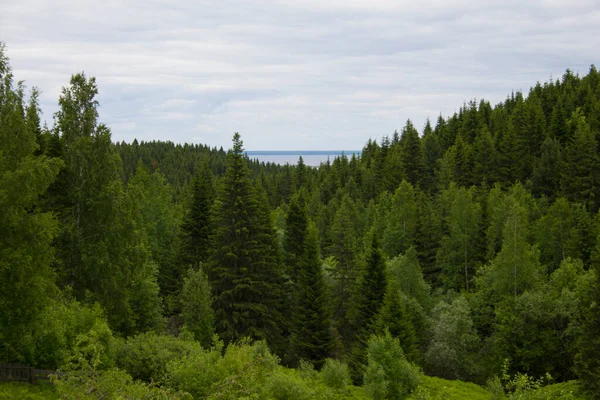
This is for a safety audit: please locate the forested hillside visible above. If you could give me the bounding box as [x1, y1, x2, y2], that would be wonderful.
[1, 41, 599, 399]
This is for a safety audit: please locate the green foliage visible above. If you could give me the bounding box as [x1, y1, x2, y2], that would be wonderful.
[285, 193, 309, 283]
[375, 280, 419, 362]
[210, 133, 284, 347]
[30, 299, 113, 370]
[292, 222, 334, 368]
[0, 44, 62, 364]
[320, 358, 352, 392]
[408, 376, 493, 400]
[349, 235, 387, 381]
[364, 331, 421, 400]
[0, 382, 58, 400]
[53, 367, 191, 400]
[180, 268, 214, 348]
[179, 161, 213, 273]
[383, 180, 418, 258]
[115, 332, 202, 383]
[165, 339, 280, 399]
[424, 296, 479, 380]
[387, 247, 431, 311]
[437, 184, 482, 291]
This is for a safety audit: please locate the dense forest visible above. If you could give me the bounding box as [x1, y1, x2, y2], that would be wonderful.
[2, 41, 600, 399]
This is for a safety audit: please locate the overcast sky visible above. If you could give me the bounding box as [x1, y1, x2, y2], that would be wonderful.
[1, 1, 598, 150]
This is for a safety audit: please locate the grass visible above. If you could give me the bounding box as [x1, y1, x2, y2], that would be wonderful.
[0, 381, 58, 400]
[408, 375, 493, 400]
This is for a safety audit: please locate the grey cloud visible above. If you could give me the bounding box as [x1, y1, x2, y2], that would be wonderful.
[1, 0, 598, 150]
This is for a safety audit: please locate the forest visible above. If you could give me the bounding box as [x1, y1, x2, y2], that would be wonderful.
[1, 41, 600, 399]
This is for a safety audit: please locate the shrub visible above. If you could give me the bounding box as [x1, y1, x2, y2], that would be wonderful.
[115, 332, 203, 382]
[320, 358, 351, 392]
[364, 331, 421, 399]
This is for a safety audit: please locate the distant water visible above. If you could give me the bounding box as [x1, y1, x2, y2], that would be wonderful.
[245, 150, 361, 167]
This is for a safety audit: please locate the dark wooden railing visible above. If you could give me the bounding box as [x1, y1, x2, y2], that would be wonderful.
[0, 364, 55, 384]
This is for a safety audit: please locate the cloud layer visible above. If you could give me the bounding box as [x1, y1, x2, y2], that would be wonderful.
[2, 0, 598, 149]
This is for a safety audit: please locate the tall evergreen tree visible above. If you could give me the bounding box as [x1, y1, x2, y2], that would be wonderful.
[291, 223, 334, 368]
[348, 235, 387, 382]
[210, 133, 283, 347]
[284, 193, 308, 283]
[382, 180, 417, 258]
[531, 137, 562, 199]
[375, 279, 418, 362]
[399, 120, 424, 187]
[179, 160, 214, 272]
[560, 109, 600, 212]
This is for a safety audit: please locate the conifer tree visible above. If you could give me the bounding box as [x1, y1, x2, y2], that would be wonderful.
[284, 193, 308, 283]
[327, 193, 361, 346]
[382, 180, 417, 258]
[210, 133, 283, 346]
[375, 279, 418, 362]
[560, 109, 600, 212]
[348, 235, 387, 382]
[292, 222, 334, 368]
[180, 160, 214, 272]
[531, 137, 562, 199]
[472, 125, 498, 185]
[399, 120, 424, 187]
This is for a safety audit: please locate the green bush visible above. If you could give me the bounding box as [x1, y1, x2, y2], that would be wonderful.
[364, 331, 421, 399]
[115, 332, 202, 382]
[320, 359, 351, 392]
[165, 339, 280, 399]
[266, 370, 312, 400]
[52, 367, 190, 399]
[31, 299, 114, 370]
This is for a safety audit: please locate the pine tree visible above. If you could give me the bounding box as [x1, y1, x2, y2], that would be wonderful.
[291, 223, 334, 369]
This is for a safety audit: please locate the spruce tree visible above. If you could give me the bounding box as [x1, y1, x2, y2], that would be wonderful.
[531, 137, 562, 199]
[348, 235, 387, 382]
[210, 133, 283, 346]
[180, 160, 214, 272]
[560, 109, 600, 212]
[399, 120, 424, 187]
[375, 279, 418, 362]
[291, 222, 334, 368]
[284, 193, 308, 283]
